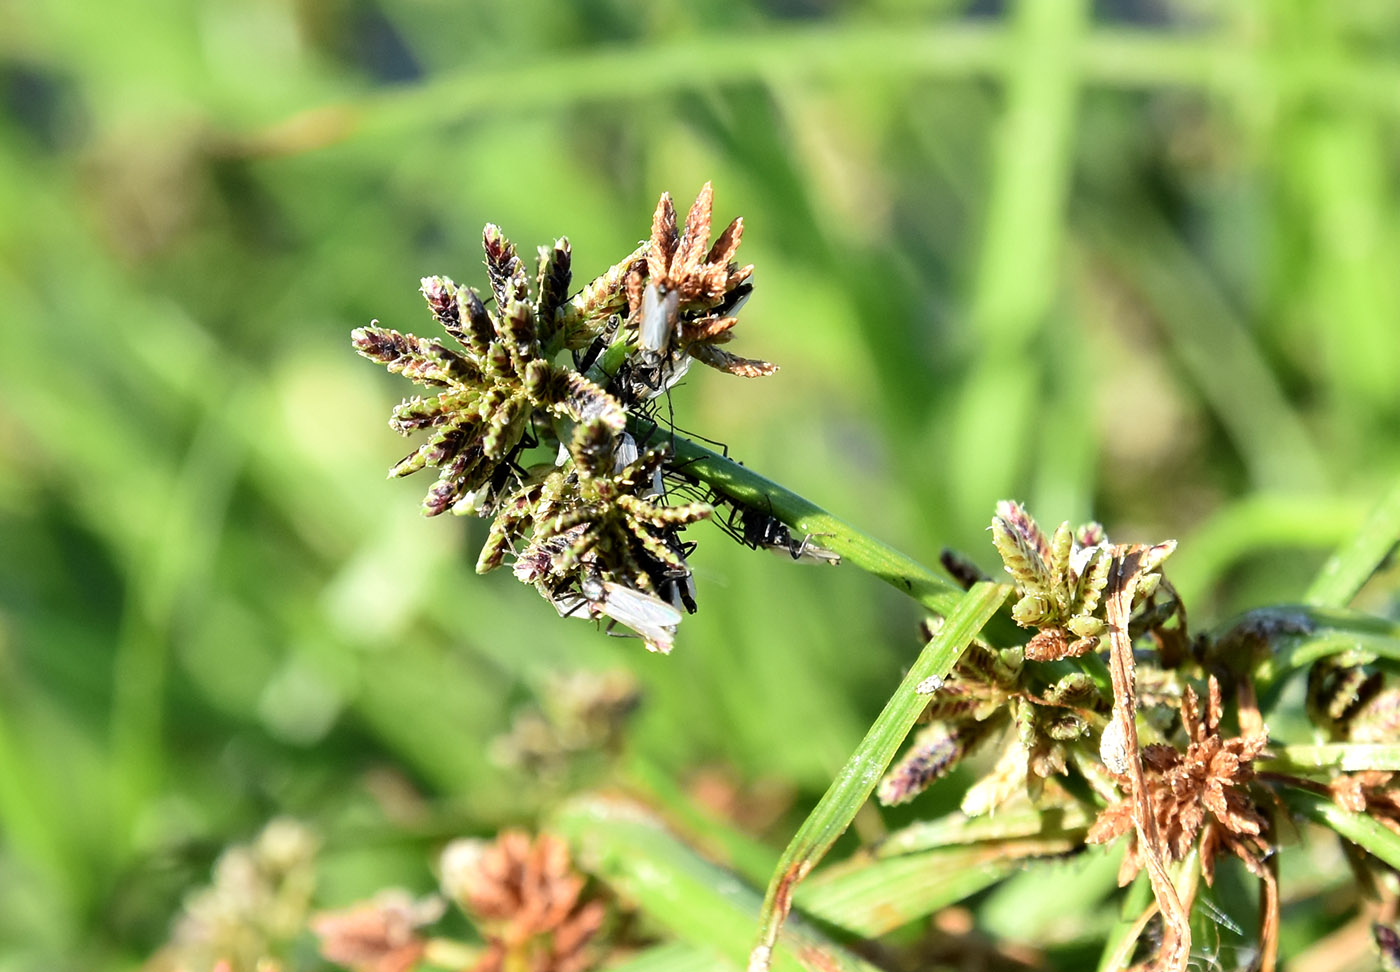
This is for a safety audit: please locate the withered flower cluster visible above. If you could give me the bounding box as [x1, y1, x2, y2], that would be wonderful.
[308, 830, 606, 972]
[353, 184, 773, 651]
[311, 891, 444, 972]
[625, 182, 774, 393]
[440, 831, 605, 972]
[872, 494, 1400, 971]
[1087, 676, 1271, 888]
[879, 504, 1294, 970]
[148, 819, 319, 972]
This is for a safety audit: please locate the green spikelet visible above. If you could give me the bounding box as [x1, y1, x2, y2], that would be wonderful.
[569, 418, 615, 480]
[1047, 520, 1074, 609]
[458, 286, 496, 355]
[1070, 546, 1111, 617]
[961, 737, 1029, 818]
[535, 238, 572, 347]
[499, 298, 537, 360]
[483, 224, 530, 309]
[991, 501, 1053, 593]
[351, 326, 479, 387]
[1012, 592, 1054, 628]
[389, 390, 476, 434]
[557, 242, 647, 349]
[476, 525, 512, 574]
[421, 444, 489, 516]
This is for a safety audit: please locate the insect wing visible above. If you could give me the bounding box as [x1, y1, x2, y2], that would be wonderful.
[598, 581, 681, 653]
[613, 431, 639, 472]
[788, 537, 841, 565]
[738, 507, 840, 565]
[638, 283, 679, 356]
[551, 591, 590, 618]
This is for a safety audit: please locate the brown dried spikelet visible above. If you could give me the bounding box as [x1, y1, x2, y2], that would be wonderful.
[1329, 771, 1400, 835]
[310, 891, 443, 972]
[1087, 677, 1270, 887]
[440, 831, 605, 972]
[632, 183, 774, 377]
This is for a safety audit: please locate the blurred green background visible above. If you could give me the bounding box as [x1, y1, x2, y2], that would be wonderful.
[3, 0, 1400, 968]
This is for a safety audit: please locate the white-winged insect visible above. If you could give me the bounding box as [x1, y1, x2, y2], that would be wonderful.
[613, 430, 639, 471]
[915, 675, 945, 694]
[638, 281, 680, 362]
[735, 506, 840, 565]
[608, 431, 664, 497]
[580, 574, 682, 654]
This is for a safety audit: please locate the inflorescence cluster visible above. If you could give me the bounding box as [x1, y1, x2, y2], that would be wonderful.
[879, 502, 1305, 970]
[344, 190, 1400, 972]
[880, 502, 1181, 814]
[352, 185, 773, 652]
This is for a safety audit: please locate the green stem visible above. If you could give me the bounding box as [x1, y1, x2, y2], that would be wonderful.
[747, 583, 1011, 970]
[634, 418, 967, 617]
[1304, 473, 1400, 609]
[585, 336, 631, 390]
[1261, 743, 1400, 775]
[1207, 604, 1400, 692]
[1280, 785, 1400, 871]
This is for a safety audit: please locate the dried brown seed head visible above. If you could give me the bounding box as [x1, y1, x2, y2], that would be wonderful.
[440, 831, 605, 972]
[1087, 677, 1270, 887]
[310, 891, 443, 972]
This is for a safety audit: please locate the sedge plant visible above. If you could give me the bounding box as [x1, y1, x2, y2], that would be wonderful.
[168, 184, 1400, 972]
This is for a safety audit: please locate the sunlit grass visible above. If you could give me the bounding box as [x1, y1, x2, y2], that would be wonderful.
[3, 1, 1400, 969]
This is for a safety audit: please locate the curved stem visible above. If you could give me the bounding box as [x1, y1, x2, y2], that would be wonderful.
[1304, 473, 1400, 609]
[633, 418, 964, 616]
[745, 583, 1011, 971]
[1207, 604, 1400, 693]
[240, 25, 1400, 156]
[1280, 785, 1400, 872]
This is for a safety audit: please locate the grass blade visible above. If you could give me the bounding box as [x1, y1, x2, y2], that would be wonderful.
[647, 419, 971, 619]
[1095, 873, 1155, 972]
[873, 804, 1094, 857]
[551, 795, 881, 972]
[1261, 744, 1400, 775]
[1282, 786, 1400, 871]
[1304, 475, 1400, 609]
[624, 755, 780, 887]
[1076, 207, 1326, 494]
[796, 837, 1080, 938]
[233, 25, 1400, 156]
[948, 0, 1090, 526]
[606, 942, 735, 972]
[749, 583, 1011, 969]
[1168, 494, 1364, 612]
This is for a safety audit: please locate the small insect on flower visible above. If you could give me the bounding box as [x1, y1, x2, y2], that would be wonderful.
[580, 574, 682, 654]
[638, 282, 680, 362]
[733, 506, 840, 565]
[916, 675, 945, 694]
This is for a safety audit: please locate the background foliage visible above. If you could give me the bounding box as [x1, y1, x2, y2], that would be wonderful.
[3, 0, 1400, 968]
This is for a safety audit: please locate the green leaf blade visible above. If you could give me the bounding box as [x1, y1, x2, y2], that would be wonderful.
[750, 582, 1012, 965]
